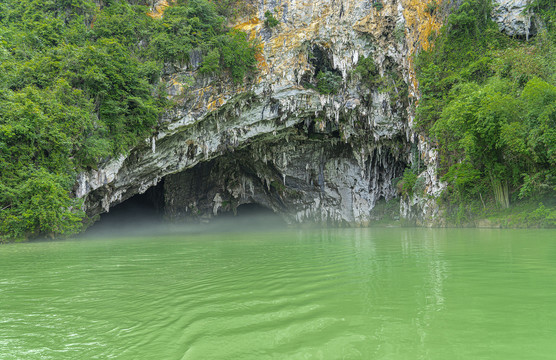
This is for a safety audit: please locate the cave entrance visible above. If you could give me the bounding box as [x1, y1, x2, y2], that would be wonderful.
[235, 203, 278, 217]
[84, 180, 165, 236]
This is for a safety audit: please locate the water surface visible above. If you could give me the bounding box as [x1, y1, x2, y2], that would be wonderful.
[1, 228, 555, 359]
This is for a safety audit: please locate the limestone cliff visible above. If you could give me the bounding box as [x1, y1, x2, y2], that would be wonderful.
[76, 0, 528, 226]
[493, 0, 536, 39]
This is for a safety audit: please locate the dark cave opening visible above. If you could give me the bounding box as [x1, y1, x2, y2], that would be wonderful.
[300, 43, 342, 89]
[84, 180, 165, 235]
[308, 44, 339, 76]
[236, 203, 278, 217]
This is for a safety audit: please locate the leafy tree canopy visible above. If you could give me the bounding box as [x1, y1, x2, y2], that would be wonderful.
[415, 0, 556, 221]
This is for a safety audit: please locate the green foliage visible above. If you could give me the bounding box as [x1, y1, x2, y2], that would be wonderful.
[199, 48, 221, 75]
[394, 23, 406, 43]
[353, 56, 408, 109]
[264, 10, 279, 28]
[210, 0, 249, 19]
[526, 202, 556, 227]
[372, 2, 384, 11]
[446, 0, 493, 38]
[431, 76, 556, 208]
[415, 0, 504, 132]
[148, 0, 258, 83]
[92, 2, 155, 48]
[519, 171, 554, 199]
[149, 0, 224, 63]
[0, 0, 258, 240]
[425, 1, 439, 15]
[354, 56, 380, 86]
[316, 71, 343, 94]
[399, 169, 418, 197]
[208, 30, 259, 83]
[527, 0, 556, 36]
[489, 199, 556, 228]
[415, 0, 556, 221]
[0, 170, 85, 240]
[380, 68, 409, 108]
[440, 162, 482, 201]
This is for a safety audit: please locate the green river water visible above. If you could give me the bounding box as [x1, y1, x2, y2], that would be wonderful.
[1, 227, 555, 359]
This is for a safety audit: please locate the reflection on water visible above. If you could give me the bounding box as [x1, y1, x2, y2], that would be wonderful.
[1, 228, 556, 359]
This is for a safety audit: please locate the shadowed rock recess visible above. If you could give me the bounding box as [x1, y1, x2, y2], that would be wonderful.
[76, 0, 527, 226]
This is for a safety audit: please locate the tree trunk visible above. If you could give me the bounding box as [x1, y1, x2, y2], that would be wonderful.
[490, 176, 510, 209]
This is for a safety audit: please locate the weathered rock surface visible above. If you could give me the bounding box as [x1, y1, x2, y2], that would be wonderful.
[164, 129, 407, 224]
[77, 0, 433, 225]
[81, 0, 525, 227]
[493, 0, 536, 39]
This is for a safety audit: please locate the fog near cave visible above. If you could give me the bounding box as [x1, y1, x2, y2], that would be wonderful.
[82, 189, 288, 239]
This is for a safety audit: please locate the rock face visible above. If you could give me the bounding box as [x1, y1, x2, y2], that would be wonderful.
[164, 130, 407, 224]
[75, 0, 455, 226]
[492, 0, 536, 39]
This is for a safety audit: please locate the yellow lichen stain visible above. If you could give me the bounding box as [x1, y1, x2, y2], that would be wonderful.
[402, 0, 444, 95]
[402, 0, 443, 52]
[234, 18, 262, 39]
[207, 97, 226, 111]
[229, 3, 336, 84]
[269, 19, 320, 53]
[207, 99, 217, 111]
[255, 43, 269, 71]
[147, 0, 174, 19]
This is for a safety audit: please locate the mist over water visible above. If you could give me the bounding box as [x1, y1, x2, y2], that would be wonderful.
[83, 191, 288, 239]
[2, 226, 556, 359]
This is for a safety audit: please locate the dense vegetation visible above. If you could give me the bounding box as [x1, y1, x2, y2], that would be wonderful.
[411, 0, 556, 226]
[0, 0, 257, 240]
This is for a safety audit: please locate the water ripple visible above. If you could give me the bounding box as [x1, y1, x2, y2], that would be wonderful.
[1, 229, 556, 359]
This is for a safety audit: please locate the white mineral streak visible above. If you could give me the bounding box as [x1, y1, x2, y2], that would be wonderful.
[213, 193, 222, 215]
[76, 155, 126, 198]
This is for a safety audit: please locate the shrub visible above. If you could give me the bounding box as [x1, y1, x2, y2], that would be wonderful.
[425, 0, 438, 15]
[354, 56, 380, 86]
[264, 10, 279, 28]
[399, 169, 418, 197]
[316, 70, 343, 94]
[372, 2, 384, 11]
[0, 170, 84, 240]
[211, 30, 259, 83]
